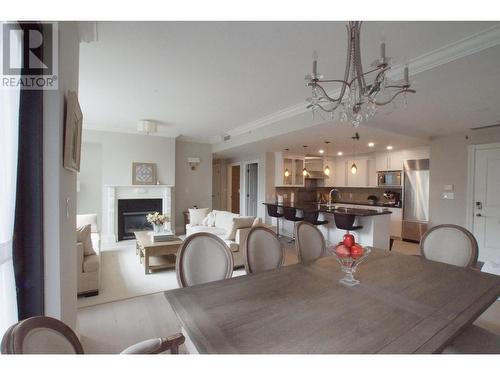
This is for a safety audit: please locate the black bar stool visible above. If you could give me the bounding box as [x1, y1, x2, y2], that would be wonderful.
[333, 213, 363, 240]
[303, 211, 329, 226]
[266, 204, 284, 237]
[283, 207, 303, 242]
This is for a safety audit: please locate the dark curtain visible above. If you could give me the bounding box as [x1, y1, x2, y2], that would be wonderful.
[13, 22, 45, 319]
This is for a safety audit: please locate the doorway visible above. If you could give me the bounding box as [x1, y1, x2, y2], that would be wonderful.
[469, 143, 500, 262]
[229, 165, 240, 214]
[245, 162, 258, 217]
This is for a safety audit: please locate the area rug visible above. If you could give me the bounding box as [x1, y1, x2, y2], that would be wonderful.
[78, 240, 246, 308]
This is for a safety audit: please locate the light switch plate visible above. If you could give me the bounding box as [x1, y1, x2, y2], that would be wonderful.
[444, 184, 454, 191]
[443, 192, 455, 200]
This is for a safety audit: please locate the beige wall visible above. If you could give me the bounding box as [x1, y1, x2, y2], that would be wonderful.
[77, 142, 102, 226]
[429, 127, 500, 227]
[44, 22, 80, 329]
[175, 141, 213, 233]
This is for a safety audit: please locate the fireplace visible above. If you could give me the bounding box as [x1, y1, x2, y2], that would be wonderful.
[117, 198, 162, 240]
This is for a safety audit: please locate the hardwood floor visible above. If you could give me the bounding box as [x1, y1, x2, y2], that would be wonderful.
[76, 235, 499, 353]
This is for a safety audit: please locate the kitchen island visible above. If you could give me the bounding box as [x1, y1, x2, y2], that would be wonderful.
[263, 202, 392, 250]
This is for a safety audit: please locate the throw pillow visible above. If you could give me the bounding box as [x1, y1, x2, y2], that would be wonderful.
[189, 208, 210, 226]
[206, 211, 216, 227]
[225, 216, 256, 240]
[252, 217, 262, 227]
[76, 224, 96, 256]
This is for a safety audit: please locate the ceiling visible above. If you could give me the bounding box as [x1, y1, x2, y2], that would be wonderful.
[79, 21, 500, 146]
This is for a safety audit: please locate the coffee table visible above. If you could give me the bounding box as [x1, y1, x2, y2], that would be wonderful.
[134, 231, 183, 274]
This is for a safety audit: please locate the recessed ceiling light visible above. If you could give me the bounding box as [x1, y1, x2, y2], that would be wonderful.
[319, 149, 324, 154]
[368, 142, 375, 147]
[386, 145, 393, 150]
[337, 151, 343, 156]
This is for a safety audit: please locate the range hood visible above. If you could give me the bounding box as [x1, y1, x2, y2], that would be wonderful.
[305, 171, 326, 179]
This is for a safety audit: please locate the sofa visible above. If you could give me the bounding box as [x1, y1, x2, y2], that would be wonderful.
[76, 214, 100, 296]
[185, 209, 259, 268]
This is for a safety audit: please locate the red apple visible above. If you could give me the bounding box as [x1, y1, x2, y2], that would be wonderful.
[343, 233, 355, 248]
[350, 244, 364, 259]
[335, 244, 351, 258]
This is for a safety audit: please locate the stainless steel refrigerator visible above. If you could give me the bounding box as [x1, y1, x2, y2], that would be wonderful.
[402, 159, 430, 242]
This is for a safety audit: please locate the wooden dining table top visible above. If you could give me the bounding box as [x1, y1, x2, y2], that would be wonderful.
[164, 249, 500, 354]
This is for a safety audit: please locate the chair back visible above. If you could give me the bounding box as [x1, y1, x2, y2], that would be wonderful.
[303, 211, 319, 223]
[333, 213, 356, 230]
[1, 316, 84, 354]
[245, 227, 284, 274]
[420, 224, 478, 267]
[283, 207, 297, 221]
[266, 204, 281, 218]
[176, 233, 234, 287]
[77, 213, 98, 232]
[295, 221, 327, 263]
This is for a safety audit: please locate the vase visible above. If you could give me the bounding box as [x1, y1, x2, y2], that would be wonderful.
[153, 223, 164, 234]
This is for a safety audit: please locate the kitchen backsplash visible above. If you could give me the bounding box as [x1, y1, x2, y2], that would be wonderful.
[274, 186, 402, 206]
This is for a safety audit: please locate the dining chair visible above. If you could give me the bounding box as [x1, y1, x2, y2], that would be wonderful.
[176, 232, 234, 287]
[295, 221, 327, 263]
[442, 324, 500, 354]
[244, 226, 284, 274]
[1, 316, 185, 354]
[420, 224, 478, 267]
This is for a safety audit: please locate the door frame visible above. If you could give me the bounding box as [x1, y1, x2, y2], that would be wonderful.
[227, 162, 241, 214]
[242, 160, 260, 216]
[466, 142, 500, 231]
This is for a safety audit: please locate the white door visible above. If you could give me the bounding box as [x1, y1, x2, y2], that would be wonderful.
[473, 145, 500, 262]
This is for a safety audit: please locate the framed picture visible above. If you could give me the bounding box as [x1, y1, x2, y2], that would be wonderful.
[132, 162, 157, 185]
[63, 91, 83, 172]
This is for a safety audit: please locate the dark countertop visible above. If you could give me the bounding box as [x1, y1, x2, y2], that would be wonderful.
[263, 202, 392, 216]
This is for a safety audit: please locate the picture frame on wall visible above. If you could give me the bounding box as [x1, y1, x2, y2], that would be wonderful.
[63, 90, 83, 172]
[132, 162, 157, 185]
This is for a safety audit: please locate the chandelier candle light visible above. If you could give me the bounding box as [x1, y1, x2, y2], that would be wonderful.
[305, 22, 415, 127]
[323, 141, 331, 176]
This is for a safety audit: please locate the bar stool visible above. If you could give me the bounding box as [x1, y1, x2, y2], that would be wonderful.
[283, 207, 303, 242]
[266, 204, 284, 238]
[333, 213, 363, 242]
[303, 211, 329, 226]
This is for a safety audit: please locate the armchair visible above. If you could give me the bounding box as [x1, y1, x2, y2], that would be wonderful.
[77, 214, 100, 296]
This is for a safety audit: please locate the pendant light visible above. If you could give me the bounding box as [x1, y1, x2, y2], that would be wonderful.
[283, 148, 290, 178]
[302, 145, 309, 177]
[351, 133, 360, 175]
[323, 141, 331, 176]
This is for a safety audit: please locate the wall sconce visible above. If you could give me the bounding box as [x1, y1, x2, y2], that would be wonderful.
[188, 157, 201, 170]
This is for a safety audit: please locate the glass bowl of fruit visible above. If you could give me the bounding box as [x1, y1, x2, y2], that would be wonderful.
[331, 233, 372, 286]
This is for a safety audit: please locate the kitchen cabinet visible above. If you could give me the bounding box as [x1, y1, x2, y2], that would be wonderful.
[274, 152, 305, 187]
[376, 151, 404, 172]
[334, 159, 347, 187]
[389, 207, 403, 238]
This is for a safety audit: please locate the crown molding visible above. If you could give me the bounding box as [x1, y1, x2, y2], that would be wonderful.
[83, 124, 179, 139]
[225, 23, 500, 140]
[176, 135, 213, 144]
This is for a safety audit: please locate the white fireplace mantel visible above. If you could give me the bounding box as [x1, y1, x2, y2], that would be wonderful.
[102, 185, 174, 243]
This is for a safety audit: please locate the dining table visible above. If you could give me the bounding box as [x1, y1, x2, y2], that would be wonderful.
[164, 248, 500, 354]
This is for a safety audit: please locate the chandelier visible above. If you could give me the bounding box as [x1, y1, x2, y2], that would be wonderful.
[305, 21, 415, 127]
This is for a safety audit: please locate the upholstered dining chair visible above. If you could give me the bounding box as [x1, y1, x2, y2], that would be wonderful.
[1, 316, 185, 354]
[295, 221, 327, 263]
[244, 226, 284, 274]
[176, 232, 234, 287]
[420, 224, 478, 267]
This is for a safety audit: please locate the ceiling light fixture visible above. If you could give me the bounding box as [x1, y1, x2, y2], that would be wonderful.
[368, 142, 375, 147]
[323, 141, 331, 176]
[386, 145, 393, 150]
[302, 145, 309, 177]
[337, 151, 343, 156]
[351, 133, 360, 174]
[283, 148, 290, 178]
[319, 149, 325, 154]
[305, 22, 415, 127]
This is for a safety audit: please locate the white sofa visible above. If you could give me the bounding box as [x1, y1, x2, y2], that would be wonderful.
[185, 210, 255, 268]
[76, 214, 100, 296]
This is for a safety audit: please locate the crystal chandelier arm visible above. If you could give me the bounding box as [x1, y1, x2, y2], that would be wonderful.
[368, 88, 416, 106]
[309, 81, 347, 103]
[353, 22, 368, 94]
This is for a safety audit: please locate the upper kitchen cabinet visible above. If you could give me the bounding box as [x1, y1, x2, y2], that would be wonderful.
[274, 152, 305, 187]
[376, 147, 430, 172]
